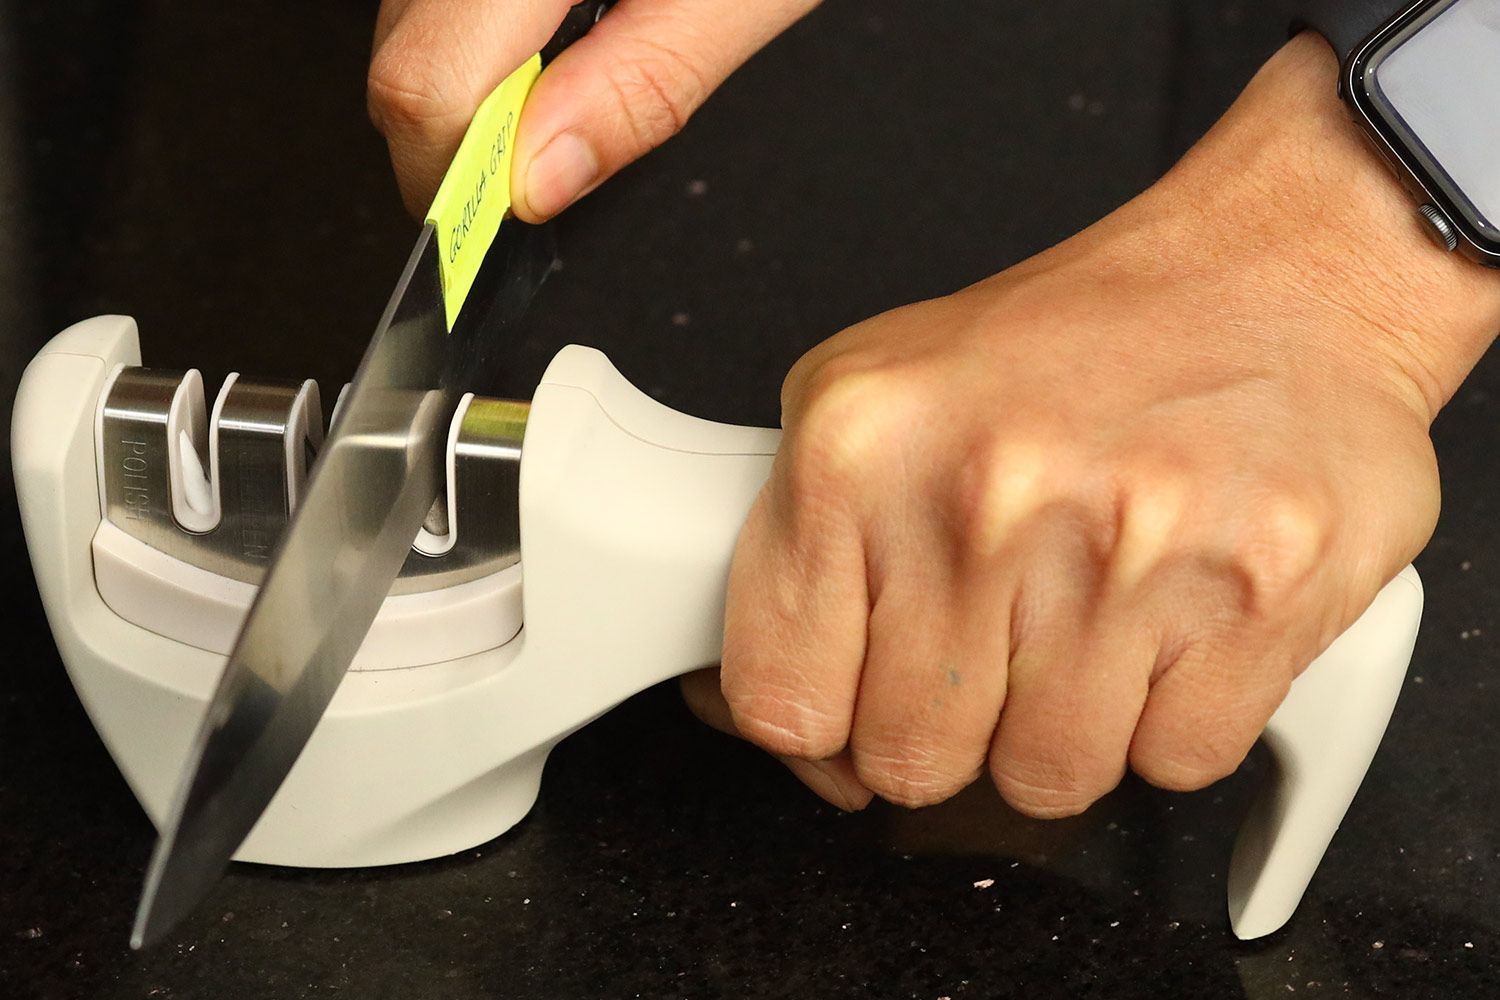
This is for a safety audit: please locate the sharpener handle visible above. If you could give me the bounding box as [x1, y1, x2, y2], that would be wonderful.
[516, 346, 779, 709]
[515, 345, 1419, 942]
[1229, 566, 1420, 938]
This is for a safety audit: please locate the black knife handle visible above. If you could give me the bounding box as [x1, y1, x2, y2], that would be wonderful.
[542, 2, 614, 64]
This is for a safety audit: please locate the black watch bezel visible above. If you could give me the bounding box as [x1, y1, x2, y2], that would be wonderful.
[1342, 0, 1500, 268]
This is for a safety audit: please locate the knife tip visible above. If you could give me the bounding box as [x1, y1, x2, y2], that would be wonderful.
[129, 901, 158, 951]
[129, 909, 173, 951]
[130, 826, 196, 950]
[130, 854, 169, 950]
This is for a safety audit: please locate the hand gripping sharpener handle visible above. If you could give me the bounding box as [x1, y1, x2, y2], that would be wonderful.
[522, 346, 1421, 942]
[12, 323, 1417, 933]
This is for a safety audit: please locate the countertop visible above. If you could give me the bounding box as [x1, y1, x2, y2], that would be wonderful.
[0, 2, 1495, 997]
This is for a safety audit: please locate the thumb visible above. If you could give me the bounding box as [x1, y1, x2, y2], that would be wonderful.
[512, 0, 819, 221]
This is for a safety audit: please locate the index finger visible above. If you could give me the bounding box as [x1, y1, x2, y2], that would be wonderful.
[368, 0, 572, 215]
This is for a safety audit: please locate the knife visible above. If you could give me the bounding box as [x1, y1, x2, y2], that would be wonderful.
[131, 3, 611, 949]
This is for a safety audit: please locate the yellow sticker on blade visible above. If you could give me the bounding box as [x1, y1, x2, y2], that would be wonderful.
[426, 54, 543, 330]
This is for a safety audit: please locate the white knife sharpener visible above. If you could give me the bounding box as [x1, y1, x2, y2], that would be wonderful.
[12, 315, 1423, 940]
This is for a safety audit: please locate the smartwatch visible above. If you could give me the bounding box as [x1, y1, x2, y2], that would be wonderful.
[1293, 0, 1500, 267]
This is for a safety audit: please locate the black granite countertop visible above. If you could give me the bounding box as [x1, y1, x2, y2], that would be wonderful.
[1, 2, 1496, 997]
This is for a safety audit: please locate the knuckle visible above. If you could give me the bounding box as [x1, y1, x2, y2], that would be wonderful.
[603, 39, 710, 150]
[1227, 489, 1330, 612]
[783, 358, 902, 501]
[1109, 473, 1190, 584]
[719, 677, 845, 761]
[851, 743, 971, 809]
[1129, 724, 1246, 792]
[988, 757, 1103, 820]
[952, 434, 1057, 560]
[735, 713, 824, 759]
[1130, 746, 1239, 792]
[367, 48, 463, 134]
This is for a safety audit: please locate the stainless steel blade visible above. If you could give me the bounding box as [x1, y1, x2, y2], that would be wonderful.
[131, 218, 554, 949]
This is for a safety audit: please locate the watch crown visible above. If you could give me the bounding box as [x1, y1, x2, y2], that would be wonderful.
[1417, 203, 1459, 253]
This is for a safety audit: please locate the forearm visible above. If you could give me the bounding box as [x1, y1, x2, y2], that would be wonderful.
[1090, 32, 1500, 424]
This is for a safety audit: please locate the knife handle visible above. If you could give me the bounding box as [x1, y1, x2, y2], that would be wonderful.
[515, 345, 1418, 941]
[542, 1, 613, 63]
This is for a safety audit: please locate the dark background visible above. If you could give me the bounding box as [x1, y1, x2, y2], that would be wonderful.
[1, 1, 1496, 997]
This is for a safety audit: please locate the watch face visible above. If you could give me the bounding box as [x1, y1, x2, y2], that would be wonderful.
[1357, 0, 1500, 256]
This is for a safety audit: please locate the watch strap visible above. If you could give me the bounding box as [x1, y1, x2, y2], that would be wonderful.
[1291, 0, 1404, 61]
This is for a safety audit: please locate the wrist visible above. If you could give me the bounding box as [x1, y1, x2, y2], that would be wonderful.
[1122, 32, 1500, 422]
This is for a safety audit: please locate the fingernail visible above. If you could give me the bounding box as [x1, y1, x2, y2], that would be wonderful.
[521, 131, 599, 218]
[786, 758, 876, 813]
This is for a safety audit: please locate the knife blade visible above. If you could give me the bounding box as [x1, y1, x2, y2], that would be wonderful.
[131, 4, 611, 948]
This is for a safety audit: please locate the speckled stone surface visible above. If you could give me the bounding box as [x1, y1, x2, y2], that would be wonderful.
[0, 2, 1496, 997]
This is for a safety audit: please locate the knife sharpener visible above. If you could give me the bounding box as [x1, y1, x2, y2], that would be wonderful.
[13, 315, 1423, 940]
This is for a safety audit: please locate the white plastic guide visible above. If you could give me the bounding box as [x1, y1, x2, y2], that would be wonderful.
[12, 316, 1423, 939]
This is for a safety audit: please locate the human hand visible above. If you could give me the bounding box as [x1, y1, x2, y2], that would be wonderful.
[368, 0, 818, 218]
[683, 34, 1500, 816]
